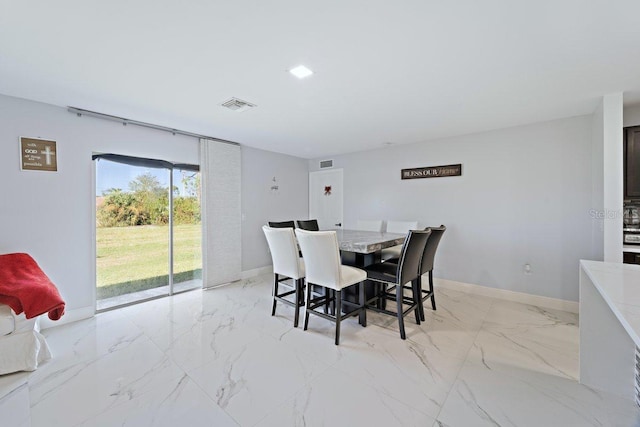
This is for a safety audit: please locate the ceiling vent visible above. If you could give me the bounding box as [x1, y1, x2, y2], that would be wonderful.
[220, 97, 256, 112]
[319, 159, 333, 169]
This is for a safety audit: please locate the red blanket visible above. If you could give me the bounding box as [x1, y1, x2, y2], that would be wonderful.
[0, 253, 65, 320]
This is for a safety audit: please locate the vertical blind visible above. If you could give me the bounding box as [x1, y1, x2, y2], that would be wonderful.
[200, 139, 242, 287]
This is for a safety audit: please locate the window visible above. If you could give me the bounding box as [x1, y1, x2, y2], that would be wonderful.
[94, 154, 201, 311]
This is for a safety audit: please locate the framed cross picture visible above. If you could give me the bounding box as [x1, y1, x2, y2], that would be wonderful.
[20, 137, 57, 172]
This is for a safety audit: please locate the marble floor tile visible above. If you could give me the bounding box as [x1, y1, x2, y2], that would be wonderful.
[188, 335, 330, 426]
[425, 287, 495, 332]
[0, 383, 31, 427]
[39, 310, 145, 371]
[120, 292, 222, 350]
[29, 335, 186, 427]
[278, 309, 371, 365]
[436, 359, 640, 427]
[0, 370, 29, 399]
[472, 300, 579, 380]
[331, 324, 465, 419]
[76, 376, 238, 427]
[255, 368, 435, 427]
[406, 313, 478, 362]
[0, 272, 635, 426]
[157, 310, 263, 372]
[365, 286, 494, 341]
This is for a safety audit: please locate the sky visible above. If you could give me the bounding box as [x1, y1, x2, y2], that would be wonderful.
[95, 159, 195, 197]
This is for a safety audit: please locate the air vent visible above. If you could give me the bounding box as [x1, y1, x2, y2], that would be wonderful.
[319, 159, 333, 169]
[220, 97, 256, 112]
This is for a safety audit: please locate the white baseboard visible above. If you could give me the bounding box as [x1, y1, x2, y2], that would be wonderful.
[241, 265, 272, 279]
[435, 278, 579, 314]
[39, 305, 94, 330]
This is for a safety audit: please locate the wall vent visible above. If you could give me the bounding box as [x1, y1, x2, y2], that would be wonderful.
[220, 97, 256, 112]
[319, 159, 333, 169]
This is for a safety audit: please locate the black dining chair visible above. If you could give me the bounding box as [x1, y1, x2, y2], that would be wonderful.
[268, 220, 296, 228]
[364, 229, 431, 339]
[385, 225, 446, 321]
[296, 219, 319, 231]
[416, 225, 446, 320]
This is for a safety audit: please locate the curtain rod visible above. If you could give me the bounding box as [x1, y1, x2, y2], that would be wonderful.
[67, 106, 240, 146]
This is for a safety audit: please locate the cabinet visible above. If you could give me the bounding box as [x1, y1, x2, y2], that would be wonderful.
[624, 126, 640, 200]
[623, 251, 640, 265]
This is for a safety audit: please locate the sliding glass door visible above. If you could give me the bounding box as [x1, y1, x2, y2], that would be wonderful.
[94, 155, 200, 311]
[171, 167, 202, 293]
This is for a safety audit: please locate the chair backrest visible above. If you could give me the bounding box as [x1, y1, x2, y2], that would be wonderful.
[356, 220, 383, 232]
[386, 220, 418, 234]
[420, 225, 446, 273]
[262, 226, 304, 279]
[296, 219, 319, 231]
[268, 220, 295, 229]
[396, 229, 431, 285]
[295, 229, 342, 288]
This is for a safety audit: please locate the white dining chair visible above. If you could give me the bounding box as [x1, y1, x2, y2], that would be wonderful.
[295, 229, 367, 345]
[262, 225, 305, 327]
[381, 221, 418, 261]
[356, 220, 383, 232]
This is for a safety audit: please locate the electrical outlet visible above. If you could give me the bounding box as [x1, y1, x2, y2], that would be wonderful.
[524, 263, 532, 275]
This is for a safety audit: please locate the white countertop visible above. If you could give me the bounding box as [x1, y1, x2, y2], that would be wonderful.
[580, 260, 640, 347]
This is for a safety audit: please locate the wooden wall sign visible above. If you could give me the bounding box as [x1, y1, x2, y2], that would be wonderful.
[401, 163, 461, 180]
[20, 137, 57, 172]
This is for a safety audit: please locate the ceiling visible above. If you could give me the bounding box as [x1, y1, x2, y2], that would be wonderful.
[2, 1, 640, 159]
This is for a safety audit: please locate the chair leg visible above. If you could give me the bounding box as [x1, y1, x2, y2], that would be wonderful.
[359, 281, 367, 327]
[293, 278, 301, 328]
[304, 281, 312, 331]
[417, 275, 426, 321]
[429, 271, 436, 310]
[379, 282, 387, 310]
[396, 284, 406, 340]
[335, 290, 342, 345]
[297, 280, 304, 306]
[324, 287, 330, 314]
[331, 290, 336, 316]
[271, 274, 278, 316]
[412, 279, 421, 325]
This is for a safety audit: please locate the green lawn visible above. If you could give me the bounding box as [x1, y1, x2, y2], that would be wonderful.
[96, 224, 202, 298]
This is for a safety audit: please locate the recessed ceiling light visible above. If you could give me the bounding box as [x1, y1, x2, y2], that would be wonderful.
[289, 65, 313, 79]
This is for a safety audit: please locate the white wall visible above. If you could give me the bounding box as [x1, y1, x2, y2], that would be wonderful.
[591, 102, 604, 262]
[0, 94, 309, 322]
[623, 104, 640, 127]
[0, 94, 200, 320]
[601, 93, 623, 262]
[310, 116, 596, 302]
[241, 146, 308, 271]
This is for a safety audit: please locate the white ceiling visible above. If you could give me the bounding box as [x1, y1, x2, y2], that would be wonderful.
[2, 1, 640, 159]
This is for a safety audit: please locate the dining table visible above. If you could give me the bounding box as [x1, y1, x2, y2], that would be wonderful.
[333, 228, 406, 267]
[330, 228, 407, 308]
